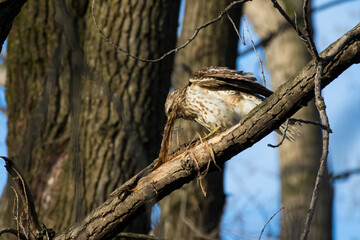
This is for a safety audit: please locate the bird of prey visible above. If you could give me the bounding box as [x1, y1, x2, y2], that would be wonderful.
[164, 66, 298, 141]
[156, 67, 299, 167]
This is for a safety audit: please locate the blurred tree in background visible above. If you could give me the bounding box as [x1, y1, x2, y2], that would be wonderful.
[244, 0, 332, 239]
[0, 0, 179, 235]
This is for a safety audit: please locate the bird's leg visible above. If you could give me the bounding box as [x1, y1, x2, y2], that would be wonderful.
[202, 126, 221, 140]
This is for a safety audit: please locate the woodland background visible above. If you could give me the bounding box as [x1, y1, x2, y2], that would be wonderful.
[0, 0, 359, 239]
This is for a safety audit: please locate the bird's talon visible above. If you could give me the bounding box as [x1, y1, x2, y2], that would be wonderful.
[202, 126, 221, 140]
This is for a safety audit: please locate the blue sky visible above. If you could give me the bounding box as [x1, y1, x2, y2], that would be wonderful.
[222, 1, 360, 239]
[1, 1, 360, 239]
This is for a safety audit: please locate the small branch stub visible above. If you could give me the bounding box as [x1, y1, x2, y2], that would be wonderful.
[1, 156, 55, 239]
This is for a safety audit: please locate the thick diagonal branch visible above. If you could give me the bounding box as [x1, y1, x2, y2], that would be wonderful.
[54, 23, 360, 240]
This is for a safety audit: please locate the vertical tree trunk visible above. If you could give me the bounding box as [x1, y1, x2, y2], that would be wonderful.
[156, 1, 241, 239]
[244, 1, 332, 239]
[0, 0, 179, 235]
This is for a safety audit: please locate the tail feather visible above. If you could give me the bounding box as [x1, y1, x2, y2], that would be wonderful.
[276, 121, 300, 141]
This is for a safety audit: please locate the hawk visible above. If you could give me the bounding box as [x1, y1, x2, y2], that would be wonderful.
[158, 67, 298, 166]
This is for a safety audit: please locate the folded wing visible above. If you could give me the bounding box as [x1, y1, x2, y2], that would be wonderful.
[190, 67, 273, 98]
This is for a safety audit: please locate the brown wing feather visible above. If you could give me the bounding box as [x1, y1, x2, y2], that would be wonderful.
[190, 66, 273, 97]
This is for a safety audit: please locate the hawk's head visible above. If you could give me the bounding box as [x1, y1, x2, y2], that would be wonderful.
[164, 90, 179, 118]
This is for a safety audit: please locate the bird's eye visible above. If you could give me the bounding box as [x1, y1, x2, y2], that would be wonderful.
[168, 107, 173, 114]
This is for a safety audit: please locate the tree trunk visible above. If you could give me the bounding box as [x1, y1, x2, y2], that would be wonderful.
[0, 0, 179, 236]
[244, 1, 333, 239]
[156, 1, 241, 239]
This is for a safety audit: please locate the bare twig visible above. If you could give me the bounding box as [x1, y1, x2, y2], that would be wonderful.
[301, 65, 329, 240]
[294, 11, 299, 34]
[196, 132, 204, 144]
[227, 13, 245, 45]
[271, 1, 332, 238]
[206, 142, 221, 170]
[271, 0, 320, 61]
[299, 0, 331, 238]
[196, 133, 213, 178]
[289, 118, 332, 133]
[18, 213, 29, 240]
[301, 64, 329, 240]
[268, 119, 290, 148]
[330, 168, 360, 182]
[238, 21, 290, 57]
[244, 19, 266, 86]
[92, 0, 250, 63]
[270, 0, 306, 40]
[157, 105, 178, 168]
[11, 186, 23, 240]
[258, 207, 284, 240]
[190, 152, 207, 197]
[302, 0, 320, 61]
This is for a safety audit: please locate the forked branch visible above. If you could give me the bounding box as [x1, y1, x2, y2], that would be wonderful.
[1, 156, 42, 237]
[0, 156, 55, 239]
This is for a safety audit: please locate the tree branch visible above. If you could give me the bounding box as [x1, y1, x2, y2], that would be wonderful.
[0, 228, 27, 240]
[1, 156, 42, 238]
[0, 0, 27, 52]
[330, 168, 360, 182]
[300, 1, 330, 237]
[258, 207, 283, 240]
[53, 23, 360, 240]
[270, 0, 306, 41]
[300, 63, 329, 240]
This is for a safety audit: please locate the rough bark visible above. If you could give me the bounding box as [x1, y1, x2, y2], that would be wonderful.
[157, 1, 241, 239]
[244, 1, 333, 239]
[0, 0, 179, 236]
[53, 23, 360, 239]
